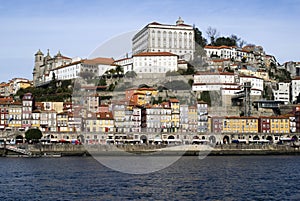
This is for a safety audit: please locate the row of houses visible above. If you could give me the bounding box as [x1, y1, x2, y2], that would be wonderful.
[2, 92, 300, 135]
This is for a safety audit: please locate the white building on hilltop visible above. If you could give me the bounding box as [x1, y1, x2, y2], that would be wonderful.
[132, 17, 195, 61]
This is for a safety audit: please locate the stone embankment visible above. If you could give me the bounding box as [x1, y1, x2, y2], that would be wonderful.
[2, 143, 300, 157]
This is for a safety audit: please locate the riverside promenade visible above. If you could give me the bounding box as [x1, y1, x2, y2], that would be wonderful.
[1, 143, 300, 157]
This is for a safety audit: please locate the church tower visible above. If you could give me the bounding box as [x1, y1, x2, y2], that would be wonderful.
[33, 49, 44, 86]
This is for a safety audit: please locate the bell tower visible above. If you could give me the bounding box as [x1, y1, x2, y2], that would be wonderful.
[33, 49, 44, 86]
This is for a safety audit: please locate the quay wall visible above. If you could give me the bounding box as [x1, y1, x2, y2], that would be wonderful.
[1, 144, 298, 156]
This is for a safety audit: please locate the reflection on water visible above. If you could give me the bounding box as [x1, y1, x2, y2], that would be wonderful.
[0, 156, 300, 200]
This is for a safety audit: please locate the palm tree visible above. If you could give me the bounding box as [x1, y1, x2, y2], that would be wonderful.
[115, 65, 123, 76]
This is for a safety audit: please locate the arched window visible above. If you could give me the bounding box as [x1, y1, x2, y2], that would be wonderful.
[157, 31, 161, 47]
[163, 31, 167, 48]
[168, 31, 172, 48]
[174, 32, 177, 48]
[184, 32, 187, 48]
[152, 30, 155, 47]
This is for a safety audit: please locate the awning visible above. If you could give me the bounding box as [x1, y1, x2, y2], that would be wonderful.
[280, 138, 293, 141]
[249, 139, 269, 143]
[259, 140, 270, 143]
[165, 139, 182, 142]
[192, 139, 209, 142]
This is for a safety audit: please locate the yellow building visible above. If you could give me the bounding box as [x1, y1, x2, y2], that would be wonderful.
[188, 105, 197, 133]
[18, 81, 31, 90]
[269, 116, 290, 134]
[86, 112, 114, 133]
[8, 102, 23, 129]
[42, 102, 64, 113]
[223, 116, 258, 133]
[126, 88, 158, 106]
[31, 110, 40, 129]
[57, 112, 69, 132]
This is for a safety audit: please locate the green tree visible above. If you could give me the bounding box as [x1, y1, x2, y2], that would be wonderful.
[125, 71, 137, 78]
[230, 34, 247, 48]
[98, 78, 107, 86]
[296, 93, 300, 104]
[188, 79, 194, 87]
[200, 91, 211, 106]
[52, 72, 56, 81]
[25, 128, 43, 143]
[213, 37, 237, 46]
[108, 83, 115, 91]
[185, 65, 195, 75]
[79, 71, 94, 80]
[194, 27, 207, 48]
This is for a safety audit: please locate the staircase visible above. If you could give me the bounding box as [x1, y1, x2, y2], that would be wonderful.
[5, 145, 32, 156]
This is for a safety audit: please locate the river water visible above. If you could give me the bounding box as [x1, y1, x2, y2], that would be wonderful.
[0, 155, 299, 200]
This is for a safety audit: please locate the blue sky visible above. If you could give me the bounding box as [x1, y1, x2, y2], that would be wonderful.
[1, 0, 300, 82]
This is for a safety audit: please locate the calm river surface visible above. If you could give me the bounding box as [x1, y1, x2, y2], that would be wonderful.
[0, 155, 299, 201]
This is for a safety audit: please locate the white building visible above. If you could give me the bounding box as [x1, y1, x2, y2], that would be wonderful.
[113, 57, 133, 75]
[193, 72, 237, 84]
[133, 52, 178, 74]
[8, 78, 32, 95]
[239, 75, 264, 91]
[291, 77, 300, 103]
[192, 72, 263, 98]
[115, 52, 178, 75]
[273, 82, 290, 104]
[132, 17, 195, 61]
[47, 57, 114, 82]
[33, 49, 114, 85]
[204, 45, 255, 63]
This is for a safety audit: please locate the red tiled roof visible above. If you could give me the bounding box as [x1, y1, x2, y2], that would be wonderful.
[149, 22, 162, 25]
[193, 83, 239, 86]
[96, 112, 114, 120]
[114, 57, 132, 63]
[133, 52, 178, 57]
[292, 76, 300, 80]
[204, 45, 236, 49]
[195, 72, 235, 76]
[10, 101, 22, 105]
[240, 75, 263, 80]
[169, 98, 179, 103]
[221, 88, 241, 90]
[211, 58, 231, 62]
[84, 57, 114, 65]
[225, 116, 258, 119]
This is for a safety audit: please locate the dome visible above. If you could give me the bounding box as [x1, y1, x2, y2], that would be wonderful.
[35, 49, 44, 56]
[56, 50, 62, 57]
[45, 49, 52, 60]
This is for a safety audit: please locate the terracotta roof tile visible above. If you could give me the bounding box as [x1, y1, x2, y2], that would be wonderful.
[133, 52, 178, 57]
